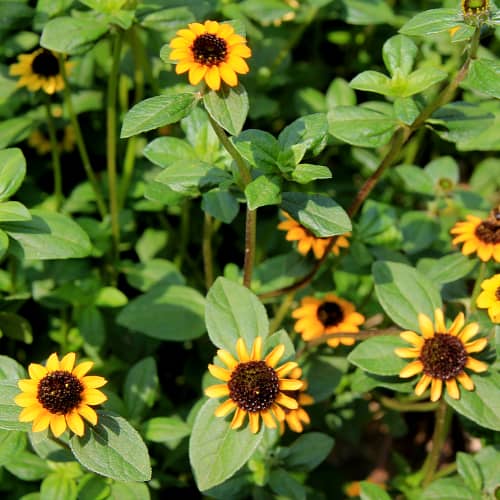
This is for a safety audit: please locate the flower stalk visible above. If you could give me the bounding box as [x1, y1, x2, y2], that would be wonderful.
[43, 98, 63, 211]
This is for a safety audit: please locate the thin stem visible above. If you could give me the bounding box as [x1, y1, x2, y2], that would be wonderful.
[269, 292, 296, 333]
[58, 55, 107, 218]
[107, 31, 124, 266]
[203, 212, 215, 290]
[470, 261, 487, 312]
[379, 395, 439, 413]
[421, 400, 453, 487]
[43, 99, 63, 211]
[174, 200, 191, 269]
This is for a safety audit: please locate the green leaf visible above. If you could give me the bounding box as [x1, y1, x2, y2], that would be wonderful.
[360, 481, 392, 500]
[5, 450, 51, 481]
[456, 452, 483, 492]
[0, 115, 37, 150]
[201, 189, 239, 224]
[394, 97, 420, 125]
[76, 476, 110, 500]
[383, 35, 417, 77]
[0, 429, 26, 466]
[372, 261, 442, 331]
[0, 229, 8, 260]
[303, 355, 347, 401]
[269, 468, 307, 500]
[350, 71, 392, 96]
[2, 209, 91, 260]
[357, 200, 402, 248]
[283, 432, 334, 471]
[120, 94, 198, 138]
[0, 380, 31, 431]
[0, 201, 31, 222]
[342, 0, 395, 25]
[425, 156, 459, 186]
[245, 175, 282, 209]
[280, 192, 351, 237]
[326, 78, 357, 109]
[70, 411, 152, 482]
[328, 106, 398, 148]
[142, 416, 191, 447]
[189, 398, 264, 491]
[474, 446, 500, 495]
[445, 372, 500, 431]
[465, 59, 500, 99]
[108, 481, 151, 500]
[400, 211, 439, 254]
[203, 84, 249, 136]
[278, 113, 329, 157]
[0, 312, 32, 344]
[347, 336, 408, 376]
[394, 165, 434, 195]
[117, 283, 205, 341]
[40, 16, 109, 54]
[0, 148, 26, 202]
[205, 277, 269, 353]
[232, 130, 279, 173]
[405, 68, 448, 96]
[41, 473, 77, 500]
[399, 9, 462, 37]
[291, 164, 332, 184]
[143, 137, 198, 168]
[416, 253, 476, 285]
[0, 355, 26, 381]
[123, 357, 158, 422]
[351, 368, 415, 393]
[421, 477, 481, 500]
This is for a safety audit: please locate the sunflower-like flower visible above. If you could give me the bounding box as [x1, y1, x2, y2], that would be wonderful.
[292, 294, 365, 348]
[278, 212, 350, 260]
[395, 309, 489, 401]
[15, 352, 107, 437]
[205, 337, 304, 434]
[169, 20, 252, 91]
[450, 208, 500, 262]
[461, 0, 490, 22]
[476, 274, 500, 323]
[279, 366, 314, 434]
[9, 48, 71, 95]
[28, 125, 75, 156]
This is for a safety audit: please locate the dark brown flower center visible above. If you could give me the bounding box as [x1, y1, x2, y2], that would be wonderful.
[317, 301, 344, 327]
[192, 33, 227, 66]
[37, 370, 84, 414]
[474, 221, 500, 244]
[228, 360, 279, 412]
[420, 333, 467, 380]
[31, 49, 60, 77]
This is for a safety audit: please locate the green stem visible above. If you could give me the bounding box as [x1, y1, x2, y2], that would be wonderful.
[269, 292, 296, 333]
[119, 26, 145, 209]
[43, 99, 63, 211]
[58, 55, 107, 218]
[379, 395, 439, 413]
[203, 212, 214, 290]
[174, 200, 191, 269]
[421, 400, 453, 487]
[107, 31, 124, 266]
[470, 261, 487, 312]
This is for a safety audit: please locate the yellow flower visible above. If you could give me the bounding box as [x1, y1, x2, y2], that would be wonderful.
[476, 274, 500, 323]
[15, 352, 107, 437]
[28, 125, 75, 155]
[204, 337, 304, 434]
[169, 20, 252, 91]
[461, 0, 490, 17]
[292, 294, 365, 347]
[278, 212, 350, 260]
[279, 366, 314, 434]
[9, 48, 72, 95]
[450, 208, 500, 262]
[395, 309, 489, 401]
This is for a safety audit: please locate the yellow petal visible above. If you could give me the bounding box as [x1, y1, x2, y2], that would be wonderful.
[414, 374, 432, 396]
[78, 404, 98, 425]
[66, 411, 84, 436]
[276, 392, 298, 410]
[227, 55, 249, 74]
[399, 360, 423, 378]
[477, 243, 493, 262]
[188, 64, 207, 86]
[279, 379, 304, 391]
[46, 353, 60, 372]
[205, 66, 221, 91]
[251, 337, 262, 361]
[434, 309, 446, 333]
[430, 378, 443, 402]
[217, 349, 238, 369]
[72, 361, 93, 378]
[208, 364, 231, 381]
[448, 312, 465, 336]
[15, 392, 38, 407]
[82, 376, 107, 389]
[465, 357, 488, 373]
[28, 363, 47, 380]
[82, 389, 107, 405]
[464, 338, 488, 354]
[418, 313, 434, 338]
[271, 403, 285, 421]
[285, 412, 304, 433]
[248, 412, 260, 434]
[59, 352, 76, 372]
[205, 384, 230, 398]
[458, 323, 479, 343]
[32, 411, 51, 433]
[265, 344, 285, 367]
[275, 361, 298, 377]
[456, 372, 474, 391]
[17, 379, 38, 393]
[400, 330, 424, 347]
[236, 338, 250, 362]
[50, 414, 67, 437]
[230, 407, 246, 429]
[19, 405, 43, 422]
[214, 399, 237, 417]
[219, 62, 238, 86]
[394, 347, 420, 358]
[260, 410, 276, 429]
[446, 379, 460, 399]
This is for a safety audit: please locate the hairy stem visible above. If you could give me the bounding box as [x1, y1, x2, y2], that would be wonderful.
[379, 395, 439, 413]
[203, 212, 214, 290]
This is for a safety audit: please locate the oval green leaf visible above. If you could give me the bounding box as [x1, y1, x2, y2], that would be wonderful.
[0, 148, 26, 202]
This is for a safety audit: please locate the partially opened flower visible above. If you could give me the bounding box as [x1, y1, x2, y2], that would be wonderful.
[28, 125, 75, 155]
[205, 337, 304, 433]
[9, 48, 71, 95]
[476, 274, 500, 323]
[169, 20, 251, 91]
[15, 352, 107, 437]
[450, 208, 500, 262]
[395, 309, 489, 401]
[278, 212, 350, 259]
[292, 294, 365, 347]
[279, 366, 314, 434]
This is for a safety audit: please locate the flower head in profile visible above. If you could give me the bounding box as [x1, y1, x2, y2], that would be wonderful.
[292, 294, 365, 348]
[9, 48, 71, 95]
[205, 337, 304, 434]
[169, 20, 251, 91]
[395, 309, 489, 401]
[476, 274, 500, 324]
[15, 352, 107, 437]
[278, 212, 350, 260]
[279, 366, 314, 434]
[450, 208, 500, 262]
[461, 0, 490, 23]
[28, 125, 75, 156]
